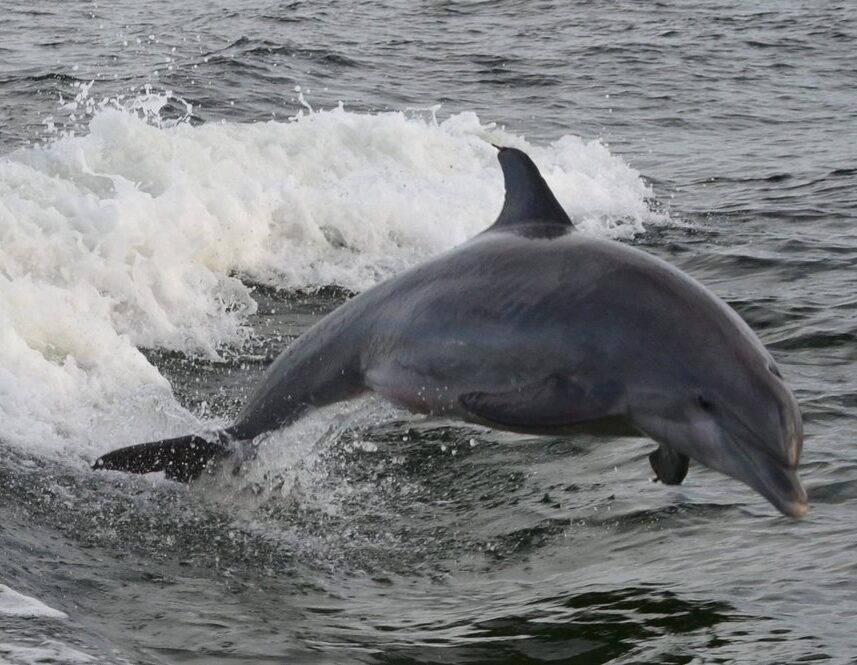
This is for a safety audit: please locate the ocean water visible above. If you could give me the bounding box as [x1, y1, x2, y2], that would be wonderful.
[1, 1, 856, 663]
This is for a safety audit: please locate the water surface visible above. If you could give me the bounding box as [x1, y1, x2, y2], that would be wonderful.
[1, 1, 856, 663]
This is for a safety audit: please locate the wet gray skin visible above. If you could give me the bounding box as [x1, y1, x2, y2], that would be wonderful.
[95, 147, 807, 518]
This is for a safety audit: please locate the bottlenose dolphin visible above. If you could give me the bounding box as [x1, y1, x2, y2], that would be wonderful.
[94, 146, 807, 517]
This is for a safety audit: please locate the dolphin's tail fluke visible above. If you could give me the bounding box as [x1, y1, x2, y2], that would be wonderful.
[92, 432, 232, 482]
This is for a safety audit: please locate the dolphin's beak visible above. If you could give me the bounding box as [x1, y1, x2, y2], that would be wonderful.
[753, 459, 808, 518]
[734, 437, 808, 518]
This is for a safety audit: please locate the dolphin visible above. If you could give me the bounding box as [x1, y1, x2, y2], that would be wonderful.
[94, 146, 808, 517]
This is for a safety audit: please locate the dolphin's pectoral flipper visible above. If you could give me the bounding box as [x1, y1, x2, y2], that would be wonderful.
[459, 375, 622, 429]
[93, 433, 232, 482]
[648, 443, 690, 485]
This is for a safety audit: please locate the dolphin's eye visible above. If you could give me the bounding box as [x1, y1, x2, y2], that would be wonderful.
[697, 394, 715, 412]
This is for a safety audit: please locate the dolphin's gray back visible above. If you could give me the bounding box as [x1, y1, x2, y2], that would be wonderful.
[362, 232, 593, 405]
[362, 228, 768, 424]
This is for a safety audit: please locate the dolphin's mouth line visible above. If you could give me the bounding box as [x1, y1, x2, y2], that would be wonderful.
[725, 429, 807, 517]
[712, 400, 808, 517]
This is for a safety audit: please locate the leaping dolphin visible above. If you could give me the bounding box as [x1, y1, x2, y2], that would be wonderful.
[94, 146, 808, 517]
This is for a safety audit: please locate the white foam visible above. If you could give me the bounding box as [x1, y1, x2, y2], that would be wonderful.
[0, 96, 656, 461]
[0, 585, 67, 619]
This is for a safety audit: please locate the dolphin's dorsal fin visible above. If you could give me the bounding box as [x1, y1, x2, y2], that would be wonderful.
[488, 146, 574, 232]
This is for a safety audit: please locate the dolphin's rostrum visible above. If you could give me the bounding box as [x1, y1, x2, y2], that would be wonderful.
[94, 146, 808, 517]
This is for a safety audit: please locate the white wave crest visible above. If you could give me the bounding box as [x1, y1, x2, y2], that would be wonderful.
[0, 584, 67, 619]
